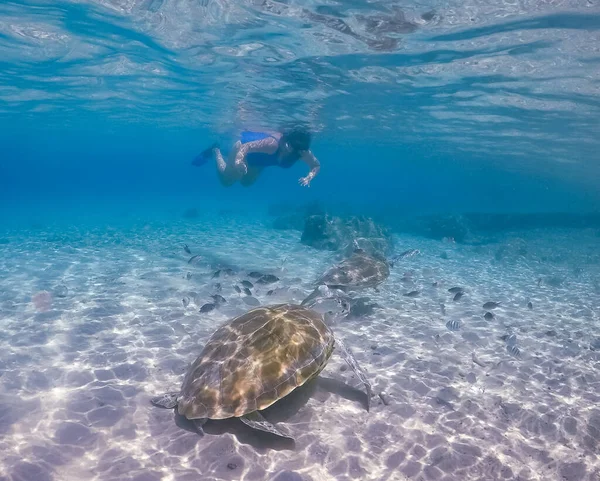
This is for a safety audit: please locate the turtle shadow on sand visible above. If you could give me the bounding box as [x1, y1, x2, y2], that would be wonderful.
[167, 374, 370, 450]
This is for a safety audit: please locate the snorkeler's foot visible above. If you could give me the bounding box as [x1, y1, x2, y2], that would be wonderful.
[192, 142, 219, 167]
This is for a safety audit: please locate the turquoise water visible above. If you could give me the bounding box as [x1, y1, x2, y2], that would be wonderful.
[1, 0, 600, 216]
[1, 2, 600, 481]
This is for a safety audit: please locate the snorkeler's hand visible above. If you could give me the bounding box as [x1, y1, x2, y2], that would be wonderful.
[299, 176, 311, 187]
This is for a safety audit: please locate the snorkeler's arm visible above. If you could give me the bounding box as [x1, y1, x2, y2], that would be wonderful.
[234, 137, 279, 173]
[299, 151, 320, 186]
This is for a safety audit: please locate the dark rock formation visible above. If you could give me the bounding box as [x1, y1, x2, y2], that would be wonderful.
[301, 214, 393, 256]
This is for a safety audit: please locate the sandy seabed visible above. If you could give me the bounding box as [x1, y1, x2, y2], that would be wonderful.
[0, 216, 599, 481]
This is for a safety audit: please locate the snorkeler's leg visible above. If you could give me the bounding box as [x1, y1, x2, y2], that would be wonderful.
[240, 167, 262, 187]
[218, 165, 242, 187]
[214, 147, 228, 174]
[216, 141, 245, 187]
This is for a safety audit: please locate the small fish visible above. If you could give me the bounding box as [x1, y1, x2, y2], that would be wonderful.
[248, 271, 263, 278]
[537, 277, 542, 287]
[183, 244, 191, 254]
[200, 303, 216, 313]
[266, 290, 274, 296]
[439, 303, 446, 315]
[453, 292, 464, 301]
[378, 393, 391, 406]
[257, 274, 279, 284]
[398, 249, 420, 259]
[527, 301, 533, 310]
[188, 255, 202, 264]
[234, 285, 241, 294]
[433, 396, 455, 411]
[471, 352, 488, 368]
[241, 280, 254, 289]
[432, 281, 438, 287]
[499, 333, 517, 345]
[404, 290, 420, 298]
[214, 283, 222, 291]
[211, 294, 226, 304]
[243, 296, 261, 306]
[186, 272, 192, 280]
[182, 296, 190, 307]
[484, 312, 494, 321]
[506, 344, 521, 359]
[483, 302, 500, 309]
[448, 287, 463, 294]
[212, 270, 221, 278]
[54, 285, 68, 298]
[243, 287, 252, 296]
[446, 319, 461, 331]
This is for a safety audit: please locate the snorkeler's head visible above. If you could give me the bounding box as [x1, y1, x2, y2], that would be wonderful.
[281, 128, 311, 154]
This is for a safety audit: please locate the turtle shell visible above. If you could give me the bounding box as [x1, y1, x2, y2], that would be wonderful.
[318, 250, 390, 289]
[177, 304, 334, 420]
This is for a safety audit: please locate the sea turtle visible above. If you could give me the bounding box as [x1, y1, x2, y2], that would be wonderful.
[301, 249, 390, 307]
[151, 304, 372, 441]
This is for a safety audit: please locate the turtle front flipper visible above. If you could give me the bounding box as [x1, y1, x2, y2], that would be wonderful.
[240, 411, 294, 441]
[335, 337, 372, 412]
[193, 418, 208, 435]
[150, 392, 179, 409]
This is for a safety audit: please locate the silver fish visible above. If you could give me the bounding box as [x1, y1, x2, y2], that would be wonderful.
[257, 274, 279, 284]
[506, 344, 521, 359]
[241, 280, 254, 289]
[211, 294, 226, 305]
[243, 296, 261, 306]
[448, 287, 463, 294]
[404, 290, 420, 298]
[483, 301, 500, 309]
[398, 249, 420, 259]
[182, 296, 190, 307]
[527, 301, 533, 310]
[188, 254, 202, 265]
[243, 287, 252, 296]
[183, 244, 191, 254]
[446, 319, 461, 331]
[453, 291, 464, 301]
[200, 303, 216, 313]
[484, 312, 494, 320]
[390, 249, 421, 266]
[472, 352, 488, 367]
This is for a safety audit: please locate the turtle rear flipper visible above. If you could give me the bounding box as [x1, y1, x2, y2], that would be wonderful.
[335, 337, 372, 412]
[240, 411, 294, 441]
[151, 392, 179, 409]
[301, 285, 326, 307]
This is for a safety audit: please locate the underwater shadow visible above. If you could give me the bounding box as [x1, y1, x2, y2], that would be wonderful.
[315, 376, 370, 412]
[165, 374, 369, 450]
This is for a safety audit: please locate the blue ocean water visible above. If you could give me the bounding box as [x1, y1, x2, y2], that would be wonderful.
[1, 1, 600, 481]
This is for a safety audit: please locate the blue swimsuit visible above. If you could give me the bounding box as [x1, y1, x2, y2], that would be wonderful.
[240, 131, 297, 168]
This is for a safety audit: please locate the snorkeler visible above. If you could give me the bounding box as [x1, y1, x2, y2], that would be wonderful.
[192, 128, 320, 187]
